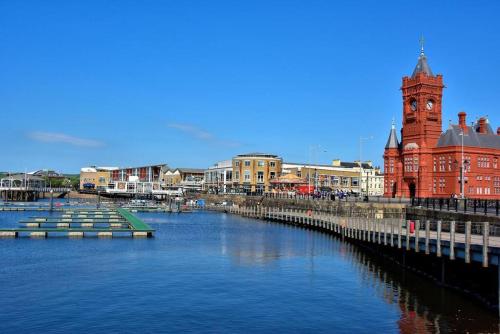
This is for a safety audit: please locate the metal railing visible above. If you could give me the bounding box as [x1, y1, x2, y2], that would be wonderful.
[411, 197, 500, 216]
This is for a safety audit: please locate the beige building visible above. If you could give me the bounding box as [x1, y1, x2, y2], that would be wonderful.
[79, 167, 117, 191]
[232, 153, 282, 193]
[164, 168, 205, 192]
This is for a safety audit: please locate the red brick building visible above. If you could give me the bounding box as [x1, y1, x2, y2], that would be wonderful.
[384, 45, 500, 199]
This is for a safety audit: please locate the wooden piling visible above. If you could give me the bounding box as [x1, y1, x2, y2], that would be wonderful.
[415, 220, 420, 253]
[406, 220, 410, 251]
[483, 222, 489, 268]
[436, 220, 442, 257]
[450, 221, 455, 260]
[398, 219, 402, 249]
[425, 220, 430, 255]
[465, 221, 471, 264]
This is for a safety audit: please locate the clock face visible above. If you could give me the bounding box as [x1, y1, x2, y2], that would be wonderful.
[426, 100, 434, 110]
[410, 100, 417, 111]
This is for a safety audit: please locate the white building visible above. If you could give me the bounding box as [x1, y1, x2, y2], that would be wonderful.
[204, 160, 233, 194]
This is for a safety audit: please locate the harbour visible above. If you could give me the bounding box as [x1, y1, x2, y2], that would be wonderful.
[0, 209, 498, 333]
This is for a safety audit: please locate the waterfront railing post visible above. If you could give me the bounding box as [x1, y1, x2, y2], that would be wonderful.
[465, 221, 471, 264]
[415, 220, 420, 253]
[398, 219, 402, 249]
[425, 220, 430, 255]
[390, 219, 394, 247]
[406, 220, 410, 251]
[483, 222, 489, 268]
[436, 220, 442, 257]
[450, 221, 456, 260]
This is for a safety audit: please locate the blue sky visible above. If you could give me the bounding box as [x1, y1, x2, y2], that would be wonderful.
[1, 1, 499, 173]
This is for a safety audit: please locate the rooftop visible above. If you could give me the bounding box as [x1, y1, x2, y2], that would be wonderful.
[235, 153, 280, 158]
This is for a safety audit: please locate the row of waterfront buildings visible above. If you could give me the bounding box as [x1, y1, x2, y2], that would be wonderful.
[80, 43, 500, 200]
[80, 155, 384, 197]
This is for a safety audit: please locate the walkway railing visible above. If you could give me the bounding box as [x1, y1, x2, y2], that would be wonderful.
[411, 197, 500, 217]
[0, 186, 71, 192]
[207, 204, 500, 268]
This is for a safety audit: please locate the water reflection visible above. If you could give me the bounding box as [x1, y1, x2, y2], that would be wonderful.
[1, 210, 497, 333]
[209, 213, 499, 333]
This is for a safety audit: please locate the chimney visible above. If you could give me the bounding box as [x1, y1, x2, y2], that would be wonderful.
[478, 117, 487, 134]
[332, 159, 341, 167]
[458, 111, 467, 131]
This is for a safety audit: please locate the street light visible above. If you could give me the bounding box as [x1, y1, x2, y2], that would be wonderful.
[459, 131, 465, 199]
[359, 136, 374, 199]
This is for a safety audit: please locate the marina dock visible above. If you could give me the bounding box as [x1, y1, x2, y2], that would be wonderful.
[0, 208, 154, 238]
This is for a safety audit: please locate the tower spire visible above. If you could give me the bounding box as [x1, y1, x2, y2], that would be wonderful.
[411, 36, 433, 78]
[419, 35, 425, 55]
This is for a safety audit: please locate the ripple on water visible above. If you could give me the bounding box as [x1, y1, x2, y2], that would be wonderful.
[0, 210, 498, 333]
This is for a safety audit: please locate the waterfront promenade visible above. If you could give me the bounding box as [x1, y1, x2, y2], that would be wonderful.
[207, 203, 500, 314]
[211, 205, 499, 266]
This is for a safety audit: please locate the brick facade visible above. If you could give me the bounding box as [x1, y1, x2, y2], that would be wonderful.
[384, 48, 500, 199]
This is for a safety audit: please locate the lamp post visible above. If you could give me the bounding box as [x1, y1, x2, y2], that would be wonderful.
[359, 136, 373, 199]
[459, 131, 465, 199]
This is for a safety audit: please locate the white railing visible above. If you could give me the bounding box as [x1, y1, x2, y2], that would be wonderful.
[0, 187, 71, 192]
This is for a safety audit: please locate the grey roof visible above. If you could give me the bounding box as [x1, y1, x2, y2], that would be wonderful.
[284, 162, 374, 169]
[1, 173, 45, 181]
[385, 127, 399, 149]
[235, 153, 279, 158]
[437, 124, 500, 149]
[411, 53, 433, 78]
[174, 168, 205, 174]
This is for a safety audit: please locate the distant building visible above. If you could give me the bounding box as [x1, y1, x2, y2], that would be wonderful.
[283, 159, 383, 195]
[164, 168, 205, 192]
[29, 169, 64, 179]
[204, 160, 233, 194]
[383, 44, 500, 199]
[106, 164, 169, 195]
[80, 167, 118, 190]
[232, 153, 282, 193]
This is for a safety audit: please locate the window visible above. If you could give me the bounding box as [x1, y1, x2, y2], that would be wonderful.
[244, 160, 251, 167]
[332, 176, 339, 186]
[439, 177, 445, 193]
[257, 160, 265, 167]
[234, 171, 240, 180]
[351, 177, 359, 187]
[433, 158, 437, 172]
[270, 171, 276, 179]
[342, 177, 349, 187]
[404, 157, 413, 172]
[448, 157, 452, 171]
[433, 178, 436, 193]
[244, 170, 250, 181]
[494, 177, 500, 194]
[439, 156, 445, 172]
[389, 159, 394, 173]
[226, 171, 232, 182]
[257, 171, 264, 183]
[269, 161, 276, 168]
[413, 156, 419, 172]
[235, 161, 240, 167]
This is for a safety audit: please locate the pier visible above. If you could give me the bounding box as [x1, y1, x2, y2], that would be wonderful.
[0, 208, 154, 238]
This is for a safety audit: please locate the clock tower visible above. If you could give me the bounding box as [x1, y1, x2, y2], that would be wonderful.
[398, 40, 444, 198]
[401, 42, 444, 149]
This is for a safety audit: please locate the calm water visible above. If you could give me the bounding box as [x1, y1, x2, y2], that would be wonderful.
[0, 210, 498, 333]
